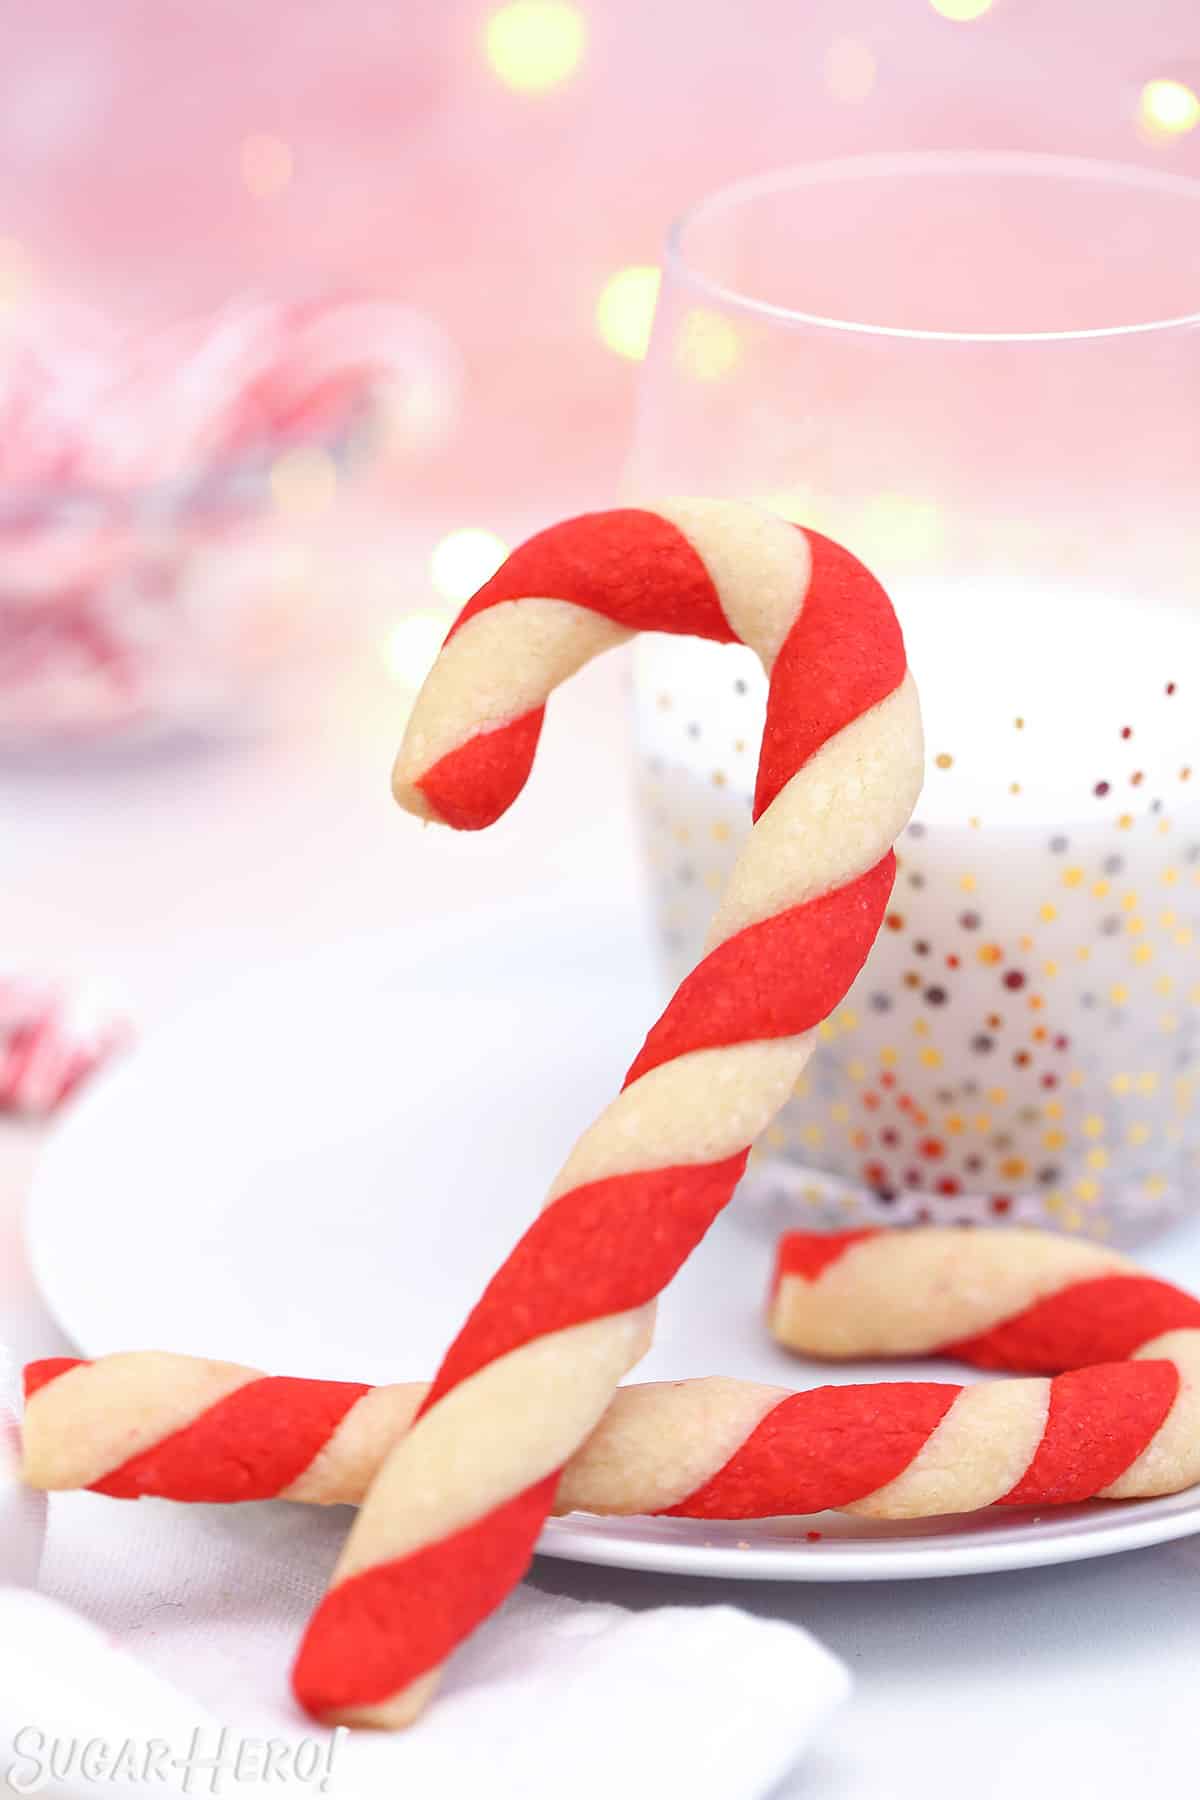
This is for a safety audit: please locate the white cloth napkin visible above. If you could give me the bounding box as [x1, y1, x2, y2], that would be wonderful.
[1, 1336, 851, 1800]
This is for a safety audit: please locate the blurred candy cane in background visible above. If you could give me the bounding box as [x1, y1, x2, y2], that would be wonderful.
[0, 973, 131, 1117]
[0, 296, 462, 747]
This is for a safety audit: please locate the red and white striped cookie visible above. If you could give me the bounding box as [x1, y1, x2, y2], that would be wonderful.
[292, 501, 924, 1726]
[769, 1227, 1200, 1508]
[28, 1234, 1200, 1518]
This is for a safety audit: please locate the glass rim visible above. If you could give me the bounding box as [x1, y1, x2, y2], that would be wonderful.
[665, 150, 1200, 344]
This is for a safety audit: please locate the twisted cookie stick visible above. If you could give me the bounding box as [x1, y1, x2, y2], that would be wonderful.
[769, 1227, 1200, 1507]
[294, 502, 924, 1725]
[28, 1252, 1200, 1516]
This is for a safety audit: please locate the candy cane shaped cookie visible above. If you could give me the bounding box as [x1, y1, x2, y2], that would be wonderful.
[769, 1226, 1200, 1508]
[292, 503, 924, 1726]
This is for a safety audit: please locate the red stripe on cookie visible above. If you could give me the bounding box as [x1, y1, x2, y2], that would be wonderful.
[24, 1357, 88, 1400]
[623, 856, 897, 1087]
[997, 1360, 1179, 1507]
[417, 709, 544, 831]
[446, 509, 736, 645]
[662, 1381, 960, 1518]
[418, 1154, 749, 1418]
[945, 1275, 1200, 1374]
[91, 1376, 371, 1502]
[755, 529, 907, 819]
[770, 1229, 882, 1295]
[292, 1469, 560, 1718]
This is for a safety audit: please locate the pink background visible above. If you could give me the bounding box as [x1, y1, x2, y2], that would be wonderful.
[2, 0, 1198, 511]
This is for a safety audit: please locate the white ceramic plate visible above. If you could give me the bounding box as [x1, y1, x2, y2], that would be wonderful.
[27, 902, 1200, 1581]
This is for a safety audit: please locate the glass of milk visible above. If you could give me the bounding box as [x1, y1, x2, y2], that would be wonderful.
[628, 153, 1200, 1246]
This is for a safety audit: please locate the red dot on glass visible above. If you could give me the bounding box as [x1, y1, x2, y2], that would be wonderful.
[1121, 726, 1132, 739]
[880, 1072, 897, 1089]
[805, 1530, 823, 1542]
[1167, 682, 1177, 695]
[946, 954, 961, 969]
[1014, 1050, 1032, 1068]
[990, 1196, 1013, 1216]
[1041, 1073, 1058, 1089]
[885, 912, 904, 931]
[919, 1137, 945, 1160]
[1003, 970, 1027, 990]
[936, 1176, 962, 1196]
[863, 1092, 880, 1111]
[1053, 1034, 1069, 1051]
[1093, 781, 1110, 797]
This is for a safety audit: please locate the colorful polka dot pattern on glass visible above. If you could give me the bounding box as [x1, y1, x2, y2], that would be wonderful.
[635, 633, 1200, 1245]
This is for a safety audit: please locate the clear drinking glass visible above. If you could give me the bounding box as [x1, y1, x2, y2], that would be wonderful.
[627, 152, 1200, 1247]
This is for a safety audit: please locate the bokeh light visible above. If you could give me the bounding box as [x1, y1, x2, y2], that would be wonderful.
[675, 307, 742, 382]
[1139, 79, 1200, 137]
[269, 446, 338, 515]
[854, 492, 946, 565]
[484, 1, 586, 93]
[240, 133, 294, 200]
[385, 611, 452, 689]
[929, 0, 993, 19]
[0, 238, 35, 318]
[595, 265, 661, 361]
[429, 528, 508, 602]
[822, 38, 876, 103]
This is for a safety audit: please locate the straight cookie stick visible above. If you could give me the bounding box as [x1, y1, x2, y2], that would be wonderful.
[25, 1344, 1200, 1519]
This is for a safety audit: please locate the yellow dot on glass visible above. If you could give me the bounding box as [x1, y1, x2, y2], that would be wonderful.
[930, 0, 993, 18]
[1043, 961, 1059, 978]
[913, 1020, 930, 1038]
[1043, 1129, 1066, 1151]
[1139, 77, 1200, 136]
[1117, 814, 1134, 830]
[959, 873, 977, 892]
[429, 527, 508, 601]
[880, 1047, 898, 1067]
[793, 1075, 810, 1099]
[969, 815, 982, 829]
[801, 1124, 824, 1148]
[1014, 716, 1025, 730]
[711, 821, 730, 843]
[1110, 983, 1129, 1004]
[1076, 946, 1091, 962]
[1062, 867, 1084, 888]
[240, 133, 293, 200]
[1000, 1157, 1027, 1180]
[1144, 1174, 1168, 1197]
[987, 1086, 1008, 1104]
[1154, 975, 1173, 996]
[595, 266, 661, 361]
[1175, 928, 1193, 946]
[1121, 892, 1139, 912]
[1074, 1178, 1100, 1203]
[831, 1102, 850, 1124]
[484, 1, 586, 92]
[1009, 782, 1022, 795]
[1082, 1115, 1105, 1139]
[1126, 916, 1145, 936]
[764, 1125, 786, 1150]
[847, 1059, 866, 1082]
[1159, 909, 1177, 928]
[711, 770, 727, 788]
[1044, 1100, 1064, 1120]
[1068, 1070, 1085, 1088]
[1111, 1073, 1132, 1094]
[1019, 934, 1035, 952]
[676, 308, 742, 382]
[822, 36, 876, 102]
[977, 944, 1003, 965]
[838, 1010, 859, 1032]
[1039, 903, 1057, 923]
[817, 1019, 837, 1042]
[1092, 880, 1110, 899]
[920, 1046, 943, 1068]
[1127, 1122, 1151, 1146]
[946, 1114, 965, 1134]
[1136, 1072, 1159, 1094]
[973, 1113, 992, 1133]
[1133, 943, 1154, 965]
[935, 752, 954, 770]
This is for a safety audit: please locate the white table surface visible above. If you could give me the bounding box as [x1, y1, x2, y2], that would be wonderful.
[2, 533, 1196, 1800]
